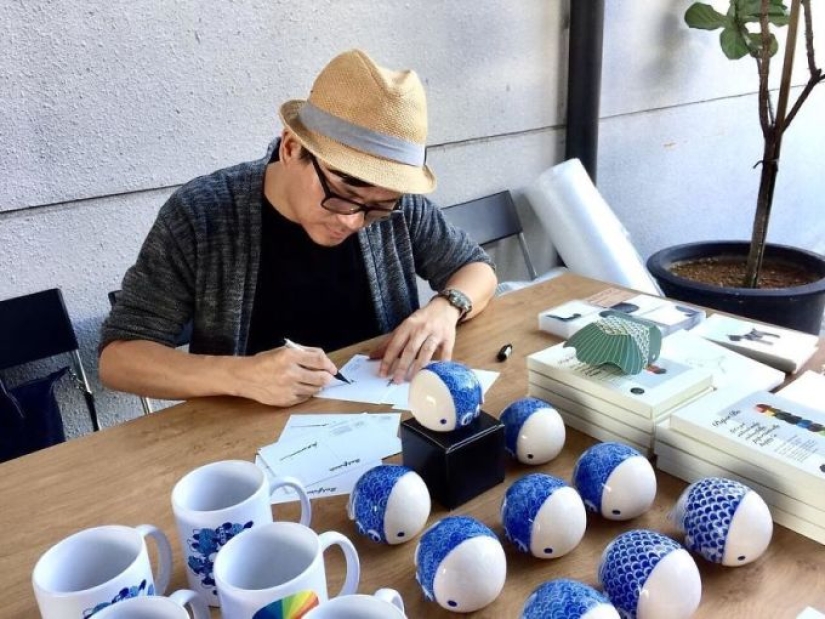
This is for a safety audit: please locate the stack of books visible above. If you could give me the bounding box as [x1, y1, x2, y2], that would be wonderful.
[527, 342, 713, 454]
[654, 387, 825, 544]
[691, 313, 819, 373]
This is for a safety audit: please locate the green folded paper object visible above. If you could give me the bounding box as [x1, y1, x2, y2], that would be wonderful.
[564, 310, 662, 375]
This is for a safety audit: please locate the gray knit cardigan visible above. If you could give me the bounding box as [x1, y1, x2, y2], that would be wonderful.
[100, 145, 494, 355]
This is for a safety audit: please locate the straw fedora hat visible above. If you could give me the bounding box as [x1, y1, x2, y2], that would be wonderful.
[279, 49, 436, 194]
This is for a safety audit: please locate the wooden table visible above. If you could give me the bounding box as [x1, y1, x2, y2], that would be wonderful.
[2, 273, 824, 618]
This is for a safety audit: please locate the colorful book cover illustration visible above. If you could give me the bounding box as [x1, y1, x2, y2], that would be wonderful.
[669, 389, 825, 484]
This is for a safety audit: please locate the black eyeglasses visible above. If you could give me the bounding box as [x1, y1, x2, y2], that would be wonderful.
[309, 154, 400, 224]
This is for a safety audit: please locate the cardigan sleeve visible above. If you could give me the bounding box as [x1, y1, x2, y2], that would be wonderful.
[99, 191, 198, 351]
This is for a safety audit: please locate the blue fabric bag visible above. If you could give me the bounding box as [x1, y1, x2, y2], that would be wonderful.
[0, 367, 68, 462]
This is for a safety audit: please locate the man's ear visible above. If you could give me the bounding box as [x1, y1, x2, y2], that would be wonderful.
[279, 130, 304, 165]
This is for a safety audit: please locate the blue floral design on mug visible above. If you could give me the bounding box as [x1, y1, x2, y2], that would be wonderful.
[82, 579, 153, 618]
[188, 521, 254, 595]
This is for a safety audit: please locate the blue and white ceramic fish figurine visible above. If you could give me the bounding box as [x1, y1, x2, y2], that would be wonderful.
[572, 442, 657, 520]
[500, 473, 586, 559]
[670, 476, 773, 566]
[414, 516, 506, 613]
[408, 361, 482, 432]
[598, 529, 701, 619]
[520, 579, 620, 619]
[500, 397, 566, 465]
[347, 464, 431, 545]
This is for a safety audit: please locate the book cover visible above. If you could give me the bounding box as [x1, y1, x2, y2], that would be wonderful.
[668, 388, 825, 489]
[661, 330, 785, 391]
[527, 342, 713, 418]
[656, 418, 825, 510]
[655, 456, 825, 546]
[537, 300, 603, 339]
[690, 313, 818, 373]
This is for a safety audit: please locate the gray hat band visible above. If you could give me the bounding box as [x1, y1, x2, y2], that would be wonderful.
[298, 102, 426, 167]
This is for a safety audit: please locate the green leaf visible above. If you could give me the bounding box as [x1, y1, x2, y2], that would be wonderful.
[747, 31, 779, 56]
[721, 25, 751, 59]
[685, 3, 728, 30]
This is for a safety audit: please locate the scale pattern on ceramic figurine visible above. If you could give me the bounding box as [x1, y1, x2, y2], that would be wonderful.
[349, 464, 411, 544]
[414, 516, 496, 601]
[501, 474, 566, 555]
[674, 477, 747, 564]
[598, 529, 680, 618]
[521, 579, 617, 619]
[573, 442, 638, 514]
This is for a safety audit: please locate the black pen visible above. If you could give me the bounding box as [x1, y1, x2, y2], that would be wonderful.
[283, 338, 352, 384]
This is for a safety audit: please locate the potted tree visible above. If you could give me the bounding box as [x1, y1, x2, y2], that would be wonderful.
[646, 0, 825, 334]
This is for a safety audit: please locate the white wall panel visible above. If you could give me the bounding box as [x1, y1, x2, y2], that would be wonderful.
[1, 0, 564, 212]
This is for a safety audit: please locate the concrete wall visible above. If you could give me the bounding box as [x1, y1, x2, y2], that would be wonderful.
[2, 1, 823, 436]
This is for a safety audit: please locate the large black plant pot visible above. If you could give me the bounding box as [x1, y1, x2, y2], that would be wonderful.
[647, 241, 825, 335]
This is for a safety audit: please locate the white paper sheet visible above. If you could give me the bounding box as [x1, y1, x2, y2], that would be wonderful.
[315, 355, 394, 404]
[257, 414, 400, 490]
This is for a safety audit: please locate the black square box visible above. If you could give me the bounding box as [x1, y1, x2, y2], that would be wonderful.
[400, 410, 505, 509]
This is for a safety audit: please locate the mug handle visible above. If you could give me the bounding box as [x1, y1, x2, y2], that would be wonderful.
[135, 524, 173, 595]
[374, 588, 405, 612]
[318, 531, 360, 598]
[169, 589, 210, 619]
[269, 475, 312, 527]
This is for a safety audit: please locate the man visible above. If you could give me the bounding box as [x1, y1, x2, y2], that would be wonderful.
[99, 49, 497, 407]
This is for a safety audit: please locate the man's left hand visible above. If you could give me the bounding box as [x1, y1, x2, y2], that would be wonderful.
[370, 296, 460, 383]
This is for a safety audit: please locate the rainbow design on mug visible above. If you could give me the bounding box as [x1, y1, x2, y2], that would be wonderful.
[252, 590, 320, 619]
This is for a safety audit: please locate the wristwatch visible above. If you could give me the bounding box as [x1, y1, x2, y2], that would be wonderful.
[436, 288, 473, 323]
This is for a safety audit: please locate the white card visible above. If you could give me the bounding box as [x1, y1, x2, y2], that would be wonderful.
[315, 355, 394, 404]
[257, 415, 400, 490]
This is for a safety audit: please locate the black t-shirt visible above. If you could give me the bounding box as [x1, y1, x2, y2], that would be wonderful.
[246, 193, 380, 355]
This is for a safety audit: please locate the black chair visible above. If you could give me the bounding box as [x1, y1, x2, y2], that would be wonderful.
[107, 290, 192, 414]
[0, 289, 100, 435]
[442, 191, 538, 282]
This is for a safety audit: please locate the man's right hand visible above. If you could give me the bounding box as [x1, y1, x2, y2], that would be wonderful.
[232, 344, 339, 407]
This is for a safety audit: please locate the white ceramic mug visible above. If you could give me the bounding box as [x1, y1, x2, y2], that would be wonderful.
[171, 459, 312, 606]
[92, 589, 209, 619]
[32, 524, 173, 619]
[304, 588, 406, 618]
[214, 521, 360, 619]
